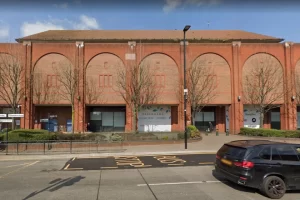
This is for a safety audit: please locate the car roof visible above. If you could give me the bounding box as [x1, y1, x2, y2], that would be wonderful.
[225, 140, 285, 148]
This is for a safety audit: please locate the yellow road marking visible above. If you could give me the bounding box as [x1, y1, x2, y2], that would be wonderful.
[168, 164, 184, 166]
[101, 167, 118, 169]
[72, 157, 76, 161]
[64, 168, 83, 170]
[199, 162, 214, 165]
[64, 164, 70, 170]
[0, 161, 39, 179]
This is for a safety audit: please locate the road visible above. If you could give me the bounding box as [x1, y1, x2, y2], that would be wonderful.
[0, 155, 300, 200]
[63, 153, 216, 170]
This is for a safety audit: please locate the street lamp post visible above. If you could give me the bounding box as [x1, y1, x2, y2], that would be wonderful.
[183, 25, 191, 149]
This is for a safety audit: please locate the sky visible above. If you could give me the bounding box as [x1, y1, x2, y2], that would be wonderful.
[0, 0, 300, 43]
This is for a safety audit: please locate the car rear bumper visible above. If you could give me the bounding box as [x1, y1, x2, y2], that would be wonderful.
[215, 164, 257, 189]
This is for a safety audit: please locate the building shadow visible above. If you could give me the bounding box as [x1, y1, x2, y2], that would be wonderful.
[22, 176, 85, 200]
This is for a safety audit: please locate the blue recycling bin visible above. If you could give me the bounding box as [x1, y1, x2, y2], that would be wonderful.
[66, 119, 72, 132]
[44, 119, 58, 132]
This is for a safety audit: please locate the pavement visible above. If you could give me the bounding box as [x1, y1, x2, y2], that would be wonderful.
[1, 133, 300, 161]
[0, 158, 300, 200]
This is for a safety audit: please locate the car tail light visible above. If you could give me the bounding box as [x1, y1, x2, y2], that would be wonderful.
[216, 155, 221, 159]
[234, 161, 254, 169]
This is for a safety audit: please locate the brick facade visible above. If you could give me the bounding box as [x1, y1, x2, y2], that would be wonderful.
[0, 34, 299, 134]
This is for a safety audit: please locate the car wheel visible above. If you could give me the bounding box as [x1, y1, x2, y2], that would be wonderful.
[261, 176, 286, 199]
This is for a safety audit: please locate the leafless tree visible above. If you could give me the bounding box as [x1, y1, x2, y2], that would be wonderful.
[52, 60, 79, 134]
[243, 56, 285, 128]
[0, 45, 24, 129]
[85, 77, 104, 104]
[116, 61, 160, 133]
[186, 61, 218, 125]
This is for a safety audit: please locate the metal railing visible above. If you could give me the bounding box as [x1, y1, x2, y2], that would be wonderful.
[0, 140, 124, 155]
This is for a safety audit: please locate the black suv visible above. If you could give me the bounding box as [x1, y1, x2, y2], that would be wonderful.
[215, 140, 300, 199]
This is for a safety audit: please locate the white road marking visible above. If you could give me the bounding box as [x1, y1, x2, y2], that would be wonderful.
[64, 164, 70, 170]
[137, 180, 226, 187]
[72, 157, 76, 161]
[0, 161, 39, 179]
[2, 162, 32, 168]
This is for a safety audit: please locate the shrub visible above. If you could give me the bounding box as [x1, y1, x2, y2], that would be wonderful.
[177, 131, 191, 140]
[10, 129, 49, 135]
[187, 125, 201, 139]
[110, 133, 123, 141]
[240, 128, 300, 138]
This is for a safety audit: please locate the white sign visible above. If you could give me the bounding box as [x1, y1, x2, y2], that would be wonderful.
[0, 114, 7, 118]
[8, 114, 24, 118]
[244, 105, 260, 129]
[138, 105, 171, 132]
[0, 119, 13, 123]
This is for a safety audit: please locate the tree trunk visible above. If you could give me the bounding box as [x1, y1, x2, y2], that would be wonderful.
[71, 105, 75, 134]
[191, 110, 196, 126]
[132, 105, 138, 133]
[260, 112, 264, 129]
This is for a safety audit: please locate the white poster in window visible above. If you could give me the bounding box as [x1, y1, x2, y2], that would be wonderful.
[195, 112, 203, 121]
[138, 105, 171, 132]
[90, 112, 102, 120]
[244, 105, 260, 129]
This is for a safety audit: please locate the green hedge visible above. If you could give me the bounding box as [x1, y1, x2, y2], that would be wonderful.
[10, 129, 49, 135]
[240, 127, 300, 138]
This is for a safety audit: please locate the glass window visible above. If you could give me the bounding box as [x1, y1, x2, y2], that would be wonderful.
[102, 112, 114, 126]
[114, 112, 125, 127]
[259, 146, 271, 160]
[272, 146, 299, 161]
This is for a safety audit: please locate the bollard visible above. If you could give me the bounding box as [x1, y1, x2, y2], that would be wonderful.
[226, 129, 229, 136]
[216, 129, 219, 136]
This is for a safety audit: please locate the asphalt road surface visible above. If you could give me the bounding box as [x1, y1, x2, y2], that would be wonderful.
[1, 156, 300, 200]
[62, 153, 216, 170]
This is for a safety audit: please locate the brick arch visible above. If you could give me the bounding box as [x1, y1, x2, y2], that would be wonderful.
[33, 52, 74, 70]
[33, 53, 73, 105]
[192, 53, 232, 104]
[140, 52, 180, 71]
[242, 53, 284, 104]
[85, 52, 125, 69]
[242, 52, 284, 72]
[139, 53, 180, 104]
[192, 52, 231, 72]
[85, 53, 125, 105]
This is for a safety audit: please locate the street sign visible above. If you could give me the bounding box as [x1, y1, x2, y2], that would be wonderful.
[8, 114, 24, 118]
[40, 119, 49, 122]
[0, 114, 7, 118]
[0, 119, 13, 123]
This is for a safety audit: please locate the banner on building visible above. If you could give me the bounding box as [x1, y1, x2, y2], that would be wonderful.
[138, 105, 171, 132]
[244, 105, 260, 129]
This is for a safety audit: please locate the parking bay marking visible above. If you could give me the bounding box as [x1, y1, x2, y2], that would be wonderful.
[114, 156, 152, 168]
[154, 155, 186, 166]
[137, 180, 227, 186]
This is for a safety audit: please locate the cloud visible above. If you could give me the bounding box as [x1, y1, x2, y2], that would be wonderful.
[21, 21, 64, 36]
[0, 21, 9, 38]
[20, 15, 100, 36]
[163, 0, 221, 13]
[74, 15, 99, 30]
[53, 2, 68, 9]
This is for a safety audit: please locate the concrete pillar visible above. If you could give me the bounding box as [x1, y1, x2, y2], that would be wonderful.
[230, 41, 243, 134]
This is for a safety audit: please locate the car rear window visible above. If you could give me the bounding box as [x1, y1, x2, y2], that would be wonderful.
[218, 144, 248, 159]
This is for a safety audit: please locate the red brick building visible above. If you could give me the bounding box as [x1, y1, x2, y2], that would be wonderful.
[0, 30, 299, 134]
